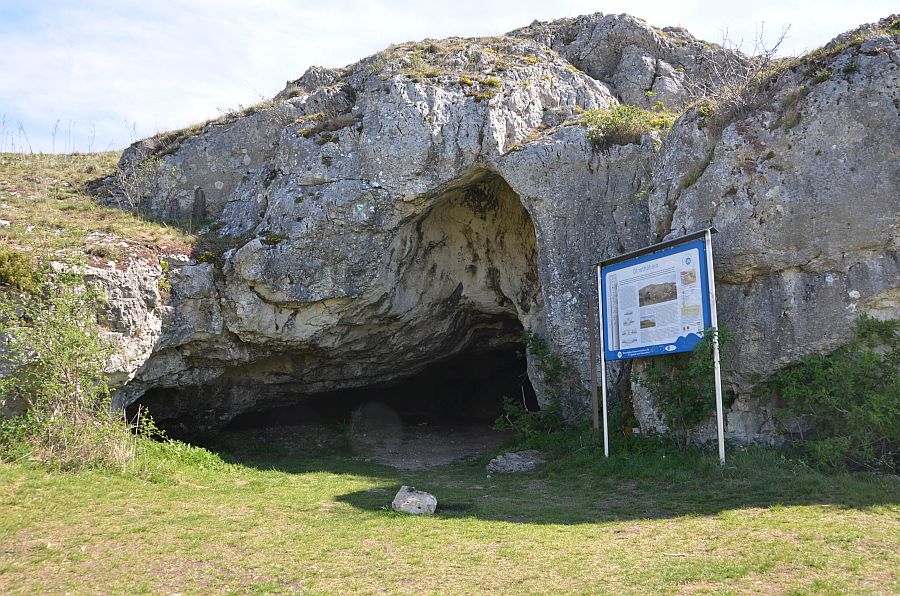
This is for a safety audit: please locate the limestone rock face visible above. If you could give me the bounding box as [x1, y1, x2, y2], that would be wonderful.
[93, 14, 899, 442]
[634, 28, 900, 442]
[511, 13, 749, 109]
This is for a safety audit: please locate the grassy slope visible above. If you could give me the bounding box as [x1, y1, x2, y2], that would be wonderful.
[1, 433, 897, 594]
[0, 152, 194, 258]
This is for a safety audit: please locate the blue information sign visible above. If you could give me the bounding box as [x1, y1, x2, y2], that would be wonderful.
[597, 237, 712, 361]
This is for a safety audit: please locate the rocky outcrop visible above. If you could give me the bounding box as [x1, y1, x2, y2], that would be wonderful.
[511, 13, 749, 109]
[95, 14, 898, 442]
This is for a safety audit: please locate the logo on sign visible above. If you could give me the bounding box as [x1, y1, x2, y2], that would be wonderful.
[617, 351, 622, 358]
[664, 345, 676, 352]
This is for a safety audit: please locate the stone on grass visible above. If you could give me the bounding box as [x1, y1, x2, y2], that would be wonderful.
[486, 450, 546, 474]
[391, 486, 437, 515]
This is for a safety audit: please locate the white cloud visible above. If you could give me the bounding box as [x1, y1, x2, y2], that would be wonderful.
[0, 0, 895, 152]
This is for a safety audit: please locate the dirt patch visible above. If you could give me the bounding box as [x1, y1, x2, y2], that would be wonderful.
[217, 420, 513, 470]
[350, 422, 513, 470]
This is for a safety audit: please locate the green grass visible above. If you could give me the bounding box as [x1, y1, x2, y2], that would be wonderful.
[582, 104, 678, 149]
[0, 152, 196, 257]
[1, 429, 897, 593]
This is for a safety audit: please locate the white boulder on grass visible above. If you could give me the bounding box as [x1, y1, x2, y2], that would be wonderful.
[391, 486, 437, 515]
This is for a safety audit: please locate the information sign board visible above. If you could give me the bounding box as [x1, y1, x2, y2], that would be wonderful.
[591, 228, 726, 464]
[598, 238, 712, 361]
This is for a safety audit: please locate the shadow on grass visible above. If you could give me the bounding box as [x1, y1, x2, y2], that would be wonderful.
[204, 426, 900, 526]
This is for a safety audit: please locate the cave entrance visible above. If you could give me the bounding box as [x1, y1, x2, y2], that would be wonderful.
[130, 167, 544, 465]
[225, 340, 538, 431]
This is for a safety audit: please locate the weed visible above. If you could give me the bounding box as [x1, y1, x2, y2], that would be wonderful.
[0, 259, 139, 470]
[811, 69, 833, 84]
[494, 331, 575, 441]
[85, 244, 119, 260]
[696, 102, 715, 118]
[782, 111, 801, 132]
[157, 258, 171, 293]
[582, 104, 677, 149]
[113, 151, 176, 214]
[780, 85, 809, 109]
[366, 57, 385, 75]
[315, 133, 338, 145]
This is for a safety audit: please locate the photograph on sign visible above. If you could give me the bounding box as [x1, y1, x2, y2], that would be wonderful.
[597, 239, 711, 361]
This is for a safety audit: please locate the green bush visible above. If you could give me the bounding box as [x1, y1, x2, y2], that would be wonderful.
[639, 328, 735, 447]
[0, 246, 41, 293]
[770, 315, 898, 473]
[0, 260, 138, 470]
[582, 103, 677, 149]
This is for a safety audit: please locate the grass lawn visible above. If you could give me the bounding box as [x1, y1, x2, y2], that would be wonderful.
[1, 430, 897, 594]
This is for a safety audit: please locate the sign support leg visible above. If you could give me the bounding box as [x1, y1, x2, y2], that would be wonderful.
[588, 293, 600, 437]
[594, 272, 609, 458]
[600, 337, 609, 458]
[704, 230, 726, 465]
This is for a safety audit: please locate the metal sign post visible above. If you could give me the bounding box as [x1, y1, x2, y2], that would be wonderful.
[594, 227, 725, 464]
[598, 298, 609, 458]
[588, 292, 608, 456]
[588, 293, 600, 435]
[591, 268, 609, 457]
[704, 229, 726, 465]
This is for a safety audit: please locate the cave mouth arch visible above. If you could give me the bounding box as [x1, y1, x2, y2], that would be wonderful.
[130, 168, 544, 450]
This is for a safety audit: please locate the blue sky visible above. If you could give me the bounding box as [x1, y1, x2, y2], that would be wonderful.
[0, 0, 895, 153]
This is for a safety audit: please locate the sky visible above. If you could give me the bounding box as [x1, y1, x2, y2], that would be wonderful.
[0, 0, 895, 153]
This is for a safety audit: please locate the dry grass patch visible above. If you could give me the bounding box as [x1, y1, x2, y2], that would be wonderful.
[0, 152, 195, 258]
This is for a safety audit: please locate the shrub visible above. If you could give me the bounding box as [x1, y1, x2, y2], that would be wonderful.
[811, 68, 833, 84]
[582, 104, 677, 149]
[0, 246, 40, 293]
[639, 328, 735, 447]
[770, 315, 898, 473]
[0, 260, 138, 470]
